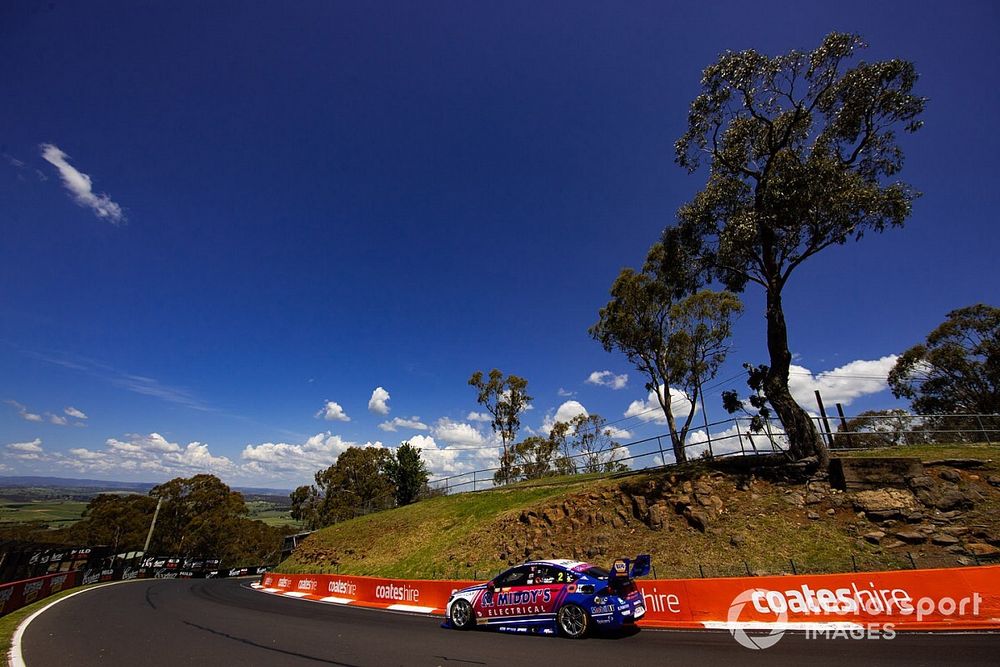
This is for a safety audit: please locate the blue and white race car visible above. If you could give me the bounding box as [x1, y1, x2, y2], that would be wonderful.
[444, 555, 650, 638]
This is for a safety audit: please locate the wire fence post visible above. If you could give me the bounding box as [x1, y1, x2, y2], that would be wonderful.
[699, 389, 714, 459]
[976, 414, 991, 445]
[656, 436, 665, 467]
[734, 419, 746, 456]
[472, 470, 477, 492]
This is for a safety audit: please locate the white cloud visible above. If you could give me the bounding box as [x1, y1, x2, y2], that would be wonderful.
[623, 386, 695, 425]
[586, 370, 629, 390]
[368, 387, 391, 415]
[316, 400, 351, 422]
[65, 407, 88, 419]
[788, 355, 899, 408]
[606, 426, 632, 440]
[541, 400, 589, 434]
[466, 411, 492, 423]
[557, 388, 576, 397]
[47, 413, 68, 426]
[404, 434, 497, 477]
[40, 143, 125, 224]
[6, 438, 43, 454]
[241, 432, 382, 478]
[430, 418, 485, 446]
[6, 400, 43, 423]
[378, 417, 428, 432]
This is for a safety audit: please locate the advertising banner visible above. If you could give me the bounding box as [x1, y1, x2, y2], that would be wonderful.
[0, 571, 81, 617]
[258, 565, 1000, 631]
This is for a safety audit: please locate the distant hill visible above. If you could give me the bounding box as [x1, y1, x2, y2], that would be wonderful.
[0, 476, 291, 497]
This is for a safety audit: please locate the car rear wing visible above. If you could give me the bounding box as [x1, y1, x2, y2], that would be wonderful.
[609, 554, 651, 581]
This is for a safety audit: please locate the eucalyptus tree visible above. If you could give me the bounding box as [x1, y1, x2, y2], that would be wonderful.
[672, 32, 925, 465]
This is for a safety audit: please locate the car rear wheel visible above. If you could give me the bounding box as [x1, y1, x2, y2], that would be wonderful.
[557, 603, 589, 639]
[449, 599, 475, 630]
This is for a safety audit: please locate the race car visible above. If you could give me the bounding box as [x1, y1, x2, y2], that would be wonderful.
[444, 555, 650, 638]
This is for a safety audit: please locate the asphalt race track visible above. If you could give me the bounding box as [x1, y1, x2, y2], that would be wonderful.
[20, 578, 1000, 666]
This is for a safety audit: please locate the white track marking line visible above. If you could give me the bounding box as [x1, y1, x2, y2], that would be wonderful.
[386, 604, 436, 613]
[282, 591, 311, 598]
[319, 596, 353, 604]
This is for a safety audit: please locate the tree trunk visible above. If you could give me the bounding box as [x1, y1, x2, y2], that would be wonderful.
[763, 282, 829, 467]
[657, 392, 688, 464]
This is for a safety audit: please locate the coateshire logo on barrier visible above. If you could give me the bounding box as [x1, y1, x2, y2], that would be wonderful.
[728, 588, 789, 650]
[728, 583, 985, 650]
[375, 583, 420, 603]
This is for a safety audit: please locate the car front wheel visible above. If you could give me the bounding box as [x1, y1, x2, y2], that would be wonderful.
[449, 599, 475, 630]
[557, 603, 589, 639]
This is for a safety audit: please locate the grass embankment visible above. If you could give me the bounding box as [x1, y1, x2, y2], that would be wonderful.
[277, 444, 1000, 580]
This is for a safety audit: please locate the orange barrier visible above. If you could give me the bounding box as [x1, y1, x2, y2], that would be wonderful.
[258, 565, 1000, 630]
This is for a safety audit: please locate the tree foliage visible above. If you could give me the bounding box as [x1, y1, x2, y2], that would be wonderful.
[888, 304, 1000, 418]
[385, 441, 429, 506]
[67, 493, 158, 550]
[314, 446, 396, 524]
[672, 32, 925, 465]
[469, 369, 532, 485]
[833, 409, 924, 448]
[591, 244, 742, 463]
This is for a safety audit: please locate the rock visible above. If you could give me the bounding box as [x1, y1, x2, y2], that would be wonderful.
[987, 475, 1000, 488]
[939, 469, 962, 483]
[826, 509, 836, 516]
[647, 503, 668, 530]
[931, 534, 960, 546]
[965, 543, 1000, 558]
[893, 530, 927, 544]
[866, 510, 901, 522]
[829, 457, 923, 490]
[904, 511, 925, 524]
[730, 534, 746, 548]
[940, 526, 970, 536]
[611, 515, 623, 530]
[916, 485, 974, 512]
[684, 508, 711, 532]
[805, 493, 825, 505]
[907, 475, 936, 490]
[882, 539, 906, 549]
[852, 488, 920, 516]
[925, 458, 987, 469]
[863, 531, 886, 544]
[807, 512, 821, 520]
[542, 508, 564, 526]
[632, 495, 649, 518]
[782, 492, 806, 507]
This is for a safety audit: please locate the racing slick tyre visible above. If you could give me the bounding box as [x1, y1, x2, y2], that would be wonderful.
[449, 599, 475, 630]
[556, 603, 590, 639]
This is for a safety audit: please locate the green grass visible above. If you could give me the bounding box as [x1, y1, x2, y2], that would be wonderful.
[836, 442, 1000, 463]
[279, 475, 610, 578]
[277, 443, 1000, 580]
[0, 586, 86, 657]
[0, 499, 87, 528]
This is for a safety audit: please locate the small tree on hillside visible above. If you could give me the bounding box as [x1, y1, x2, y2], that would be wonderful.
[591, 247, 742, 463]
[888, 304, 1000, 440]
[385, 442, 429, 506]
[560, 413, 628, 474]
[314, 446, 396, 524]
[469, 369, 532, 485]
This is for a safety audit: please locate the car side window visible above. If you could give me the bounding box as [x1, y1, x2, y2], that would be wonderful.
[496, 566, 530, 587]
[531, 565, 565, 585]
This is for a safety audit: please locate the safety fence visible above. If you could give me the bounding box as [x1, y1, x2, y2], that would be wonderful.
[257, 565, 1000, 631]
[0, 563, 271, 617]
[426, 412, 1000, 495]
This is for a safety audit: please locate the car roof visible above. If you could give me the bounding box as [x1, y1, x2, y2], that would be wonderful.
[522, 558, 591, 570]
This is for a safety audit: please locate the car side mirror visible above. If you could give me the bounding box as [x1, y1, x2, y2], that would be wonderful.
[486, 581, 496, 594]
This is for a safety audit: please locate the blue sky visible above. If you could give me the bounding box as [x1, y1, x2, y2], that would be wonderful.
[1, 1, 998, 488]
